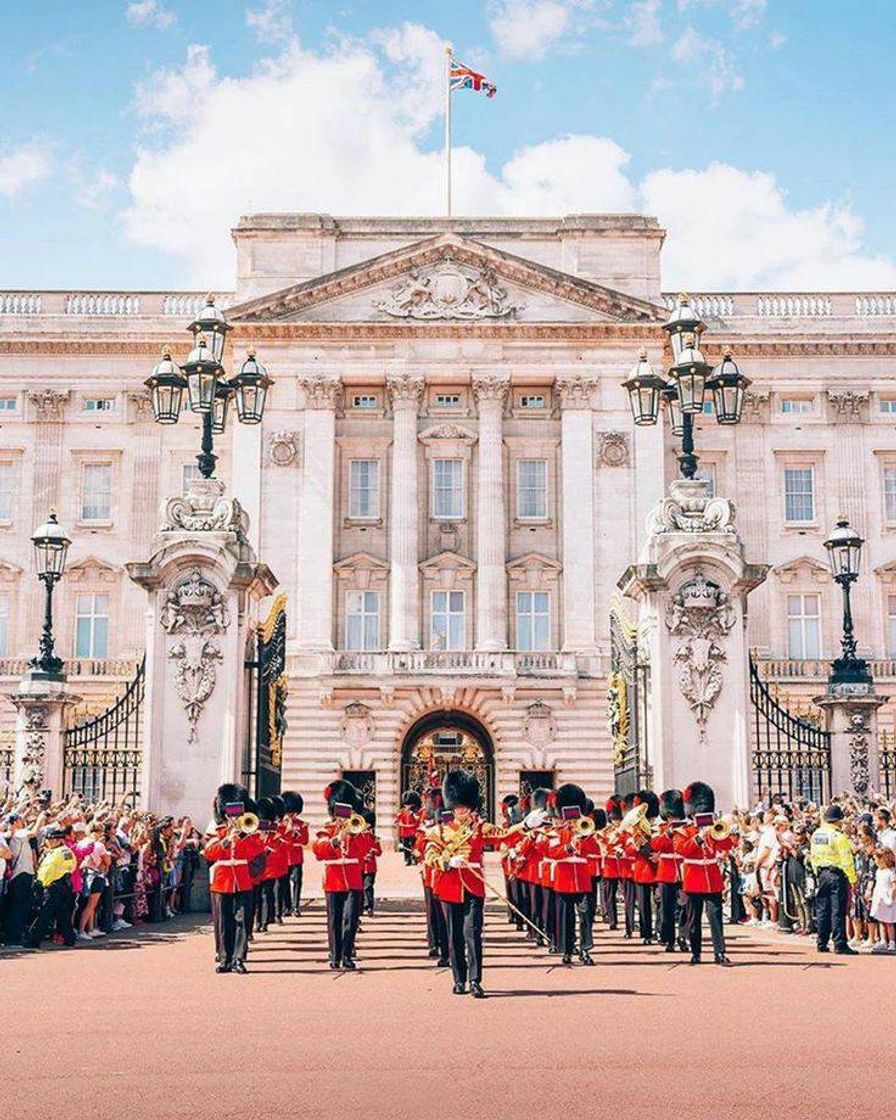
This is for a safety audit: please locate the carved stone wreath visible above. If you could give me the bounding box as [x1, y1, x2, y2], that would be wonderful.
[269, 431, 300, 467]
[523, 701, 557, 748]
[848, 733, 870, 796]
[665, 570, 736, 741]
[340, 701, 376, 748]
[597, 431, 630, 468]
[160, 569, 230, 743]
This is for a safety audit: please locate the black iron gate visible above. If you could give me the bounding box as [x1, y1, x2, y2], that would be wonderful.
[63, 659, 145, 803]
[750, 656, 831, 803]
[878, 730, 896, 798]
[343, 770, 376, 813]
[609, 606, 649, 796]
[244, 595, 287, 800]
[519, 769, 555, 801]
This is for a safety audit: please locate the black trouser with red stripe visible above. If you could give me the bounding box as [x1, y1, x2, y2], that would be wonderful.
[636, 882, 654, 941]
[686, 891, 726, 959]
[623, 878, 636, 936]
[442, 893, 484, 986]
[557, 891, 585, 956]
[601, 878, 619, 929]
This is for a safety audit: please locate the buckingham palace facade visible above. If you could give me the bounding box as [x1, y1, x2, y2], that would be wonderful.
[1, 213, 895, 819]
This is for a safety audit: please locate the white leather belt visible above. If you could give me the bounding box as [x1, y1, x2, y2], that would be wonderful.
[215, 859, 248, 868]
[684, 858, 718, 866]
[323, 858, 358, 865]
[556, 856, 588, 864]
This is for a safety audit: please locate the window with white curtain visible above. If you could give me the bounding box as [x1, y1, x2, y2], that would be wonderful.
[345, 590, 380, 651]
[75, 593, 109, 657]
[787, 593, 821, 658]
[883, 467, 896, 524]
[517, 459, 547, 519]
[431, 590, 465, 650]
[516, 591, 550, 651]
[784, 467, 815, 523]
[81, 464, 112, 521]
[432, 459, 463, 519]
[0, 463, 14, 521]
[349, 460, 379, 519]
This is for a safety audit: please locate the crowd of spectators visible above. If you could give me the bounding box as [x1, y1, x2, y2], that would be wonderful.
[728, 793, 896, 951]
[0, 788, 203, 950]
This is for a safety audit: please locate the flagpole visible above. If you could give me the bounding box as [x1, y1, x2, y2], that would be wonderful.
[444, 43, 453, 218]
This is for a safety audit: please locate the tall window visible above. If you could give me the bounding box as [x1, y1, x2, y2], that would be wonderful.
[345, 590, 380, 651]
[81, 464, 112, 521]
[75, 593, 109, 657]
[516, 591, 550, 651]
[432, 459, 463, 519]
[889, 595, 896, 657]
[884, 467, 896, 524]
[787, 594, 821, 658]
[0, 593, 8, 656]
[784, 467, 815, 523]
[349, 460, 379, 519]
[517, 460, 547, 519]
[0, 463, 14, 521]
[431, 590, 465, 650]
[182, 463, 202, 491]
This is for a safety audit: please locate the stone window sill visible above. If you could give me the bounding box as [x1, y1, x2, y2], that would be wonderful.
[514, 517, 552, 528]
[344, 517, 383, 528]
[77, 519, 114, 530]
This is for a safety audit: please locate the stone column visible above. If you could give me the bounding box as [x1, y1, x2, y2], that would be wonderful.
[297, 376, 341, 650]
[387, 375, 424, 651]
[619, 478, 768, 809]
[816, 691, 887, 798]
[127, 478, 277, 822]
[10, 675, 80, 797]
[558, 375, 598, 652]
[472, 374, 510, 651]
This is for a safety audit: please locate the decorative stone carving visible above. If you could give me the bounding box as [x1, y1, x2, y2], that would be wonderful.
[647, 477, 737, 536]
[741, 390, 769, 422]
[374, 257, 521, 320]
[268, 431, 300, 467]
[420, 423, 476, 442]
[127, 390, 153, 421]
[29, 390, 69, 421]
[386, 373, 426, 409]
[827, 389, 869, 421]
[17, 705, 49, 794]
[160, 568, 230, 744]
[471, 374, 511, 406]
[300, 375, 342, 410]
[665, 569, 737, 741]
[596, 431, 630, 468]
[555, 374, 597, 409]
[340, 701, 376, 748]
[523, 700, 557, 748]
[501, 685, 515, 705]
[161, 478, 250, 535]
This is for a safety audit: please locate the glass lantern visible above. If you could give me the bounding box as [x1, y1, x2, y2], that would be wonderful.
[182, 336, 221, 414]
[145, 348, 186, 425]
[188, 294, 230, 363]
[707, 354, 751, 425]
[232, 348, 273, 425]
[824, 516, 863, 580]
[669, 333, 712, 414]
[32, 510, 71, 579]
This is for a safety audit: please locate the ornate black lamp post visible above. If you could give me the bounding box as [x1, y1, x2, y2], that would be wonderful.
[144, 295, 273, 480]
[622, 294, 751, 478]
[29, 510, 71, 678]
[824, 515, 872, 688]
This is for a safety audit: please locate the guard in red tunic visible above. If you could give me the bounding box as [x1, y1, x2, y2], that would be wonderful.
[673, 781, 735, 966]
[255, 796, 289, 932]
[500, 794, 524, 929]
[545, 783, 601, 965]
[618, 792, 637, 938]
[601, 796, 623, 930]
[203, 783, 265, 974]
[580, 802, 605, 954]
[361, 809, 382, 916]
[270, 795, 292, 921]
[423, 769, 516, 998]
[628, 789, 660, 945]
[514, 788, 552, 947]
[395, 791, 422, 865]
[282, 790, 308, 917]
[650, 788, 687, 953]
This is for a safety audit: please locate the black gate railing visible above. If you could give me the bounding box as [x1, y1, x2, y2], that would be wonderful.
[609, 606, 649, 796]
[243, 595, 286, 800]
[63, 659, 145, 803]
[750, 656, 831, 803]
[880, 730, 896, 798]
[519, 769, 555, 801]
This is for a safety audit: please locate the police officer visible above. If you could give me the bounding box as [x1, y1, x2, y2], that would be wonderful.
[809, 805, 858, 956]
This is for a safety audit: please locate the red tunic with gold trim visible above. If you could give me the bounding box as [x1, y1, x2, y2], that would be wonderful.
[544, 826, 600, 893]
[312, 823, 374, 893]
[600, 832, 620, 881]
[514, 828, 544, 885]
[624, 835, 657, 885]
[395, 807, 421, 840]
[286, 817, 308, 867]
[650, 823, 683, 885]
[203, 828, 266, 894]
[673, 826, 734, 894]
[262, 825, 290, 882]
[423, 817, 509, 904]
[363, 834, 382, 876]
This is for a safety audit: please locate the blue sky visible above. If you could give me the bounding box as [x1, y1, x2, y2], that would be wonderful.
[1, 0, 894, 291]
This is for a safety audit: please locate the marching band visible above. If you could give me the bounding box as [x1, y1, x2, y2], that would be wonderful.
[201, 771, 738, 986]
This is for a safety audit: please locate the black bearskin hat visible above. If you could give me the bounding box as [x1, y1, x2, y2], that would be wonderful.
[555, 782, 587, 812]
[592, 807, 608, 829]
[281, 790, 304, 815]
[502, 794, 520, 809]
[442, 769, 481, 811]
[621, 792, 635, 812]
[583, 797, 595, 815]
[605, 795, 623, 822]
[363, 808, 376, 829]
[213, 783, 248, 825]
[270, 794, 286, 819]
[633, 789, 660, 820]
[324, 779, 361, 817]
[659, 789, 685, 822]
[256, 796, 275, 827]
[683, 781, 715, 817]
[529, 787, 551, 810]
[402, 790, 422, 811]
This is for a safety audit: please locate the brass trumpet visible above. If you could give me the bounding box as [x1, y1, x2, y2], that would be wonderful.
[229, 811, 259, 836]
[338, 811, 369, 839]
[573, 815, 597, 839]
[701, 818, 733, 842]
[619, 802, 653, 844]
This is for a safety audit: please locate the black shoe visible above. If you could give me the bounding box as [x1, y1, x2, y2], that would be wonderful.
[608, 923, 618, 931]
[342, 958, 357, 970]
[642, 938, 653, 946]
[216, 962, 231, 973]
[579, 951, 595, 966]
[470, 982, 486, 999]
[437, 957, 450, 968]
[548, 943, 560, 954]
[664, 944, 676, 953]
[452, 983, 467, 995]
[714, 954, 733, 967]
[835, 946, 859, 956]
[624, 932, 632, 940]
[534, 935, 545, 947]
[677, 938, 689, 952]
[817, 944, 829, 953]
[561, 954, 573, 965]
[689, 955, 701, 965]
[428, 947, 440, 958]
[232, 960, 248, 974]
[329, 960, 341, 970]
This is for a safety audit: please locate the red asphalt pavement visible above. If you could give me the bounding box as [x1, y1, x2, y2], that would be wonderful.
[3, 854, 889, 1120]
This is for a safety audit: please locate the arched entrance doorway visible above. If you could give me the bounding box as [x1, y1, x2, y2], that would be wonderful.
[400, 710, 495, 820]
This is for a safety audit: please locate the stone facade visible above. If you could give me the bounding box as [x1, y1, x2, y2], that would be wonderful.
[1, 215, 895, 821]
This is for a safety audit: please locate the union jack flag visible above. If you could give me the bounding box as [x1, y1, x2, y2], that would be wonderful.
[449, 59, 497, 98]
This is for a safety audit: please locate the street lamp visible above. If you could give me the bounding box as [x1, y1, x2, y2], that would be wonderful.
[622, 294, 751, 479]
[823, 515, 872, 688]
[29, 510, 70, 678]
[144, 295, 273, 481]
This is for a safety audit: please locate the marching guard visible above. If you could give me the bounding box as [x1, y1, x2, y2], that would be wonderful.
[673, 782, 735, 966]
[651, 788, 688, 953]
[282, 790, 308, 917]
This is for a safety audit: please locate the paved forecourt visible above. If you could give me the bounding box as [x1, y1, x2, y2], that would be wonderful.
[3, 852, 889, 1120]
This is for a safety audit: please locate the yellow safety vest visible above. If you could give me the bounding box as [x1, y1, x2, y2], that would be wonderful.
[36, 846, 76, 888]
[809, 824, 856, 884]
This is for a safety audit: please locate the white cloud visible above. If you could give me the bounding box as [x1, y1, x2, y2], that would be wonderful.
[126, 0, 176, 30]
[769, 30, 786, 49]
[488, 0, 580, 60]
[731, 0, 767, 31]
[245, 0, 295, 45]
[122, 37, 896, 292]
[626, 0, 663, 46]
[0, 140, 52, 198]
[78, 168, 120, 211]
[671, 28, 744, 99]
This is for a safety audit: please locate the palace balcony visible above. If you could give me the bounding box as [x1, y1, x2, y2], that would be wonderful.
[305, 649, 593, 678]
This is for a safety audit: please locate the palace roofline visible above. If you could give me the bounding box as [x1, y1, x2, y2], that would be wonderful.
[231, 212, 666, 237]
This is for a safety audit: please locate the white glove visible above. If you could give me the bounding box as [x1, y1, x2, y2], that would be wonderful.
[449, 855, 465, 869]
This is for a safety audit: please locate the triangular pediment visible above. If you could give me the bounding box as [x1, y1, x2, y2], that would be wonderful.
[227, 234, 664, 326]
[0, 558, 22, 581]
[66, 555, 122, 583]
[772, 556, 830, 584]
[875, 560, 896, 584]
[333, 551, 390, 574]
[419, 550, 477, 575]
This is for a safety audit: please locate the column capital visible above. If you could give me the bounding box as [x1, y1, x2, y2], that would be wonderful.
[299, 375, 343, 410]
[28, 389, 70, 422]
[387, 373, 425, 410]
[471, 373, 511, 407]
[555, 374, 597, 410]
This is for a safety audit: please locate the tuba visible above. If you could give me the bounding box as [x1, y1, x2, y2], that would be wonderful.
[702, 818, 732, 842]
[235, 811, 259, 834]
[619, 802, 652, 844]
[573, 815, 596, 839]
